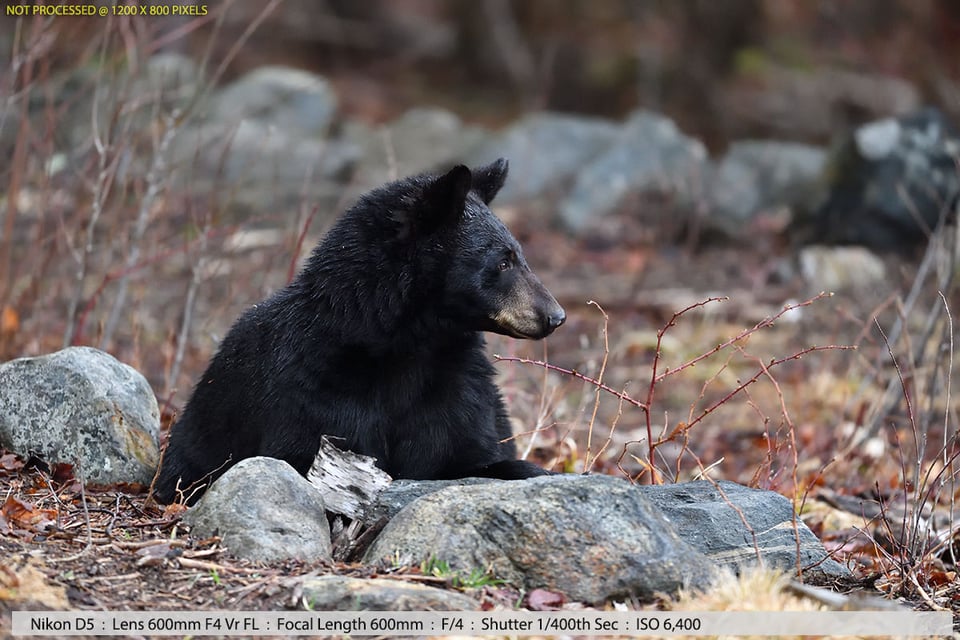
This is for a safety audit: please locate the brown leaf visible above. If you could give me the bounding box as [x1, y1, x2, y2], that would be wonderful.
[136, 543, 174, 567]
[926, 569, 956, 587]
[162, 502, 188, 518]
[1, 496, 57, 532]
[526, 587, 566, 611]
[0, 453, 23, 471]
[0, 305, 18, 335]
[49, 462, 75, 484]
[0, 563, 17, 589]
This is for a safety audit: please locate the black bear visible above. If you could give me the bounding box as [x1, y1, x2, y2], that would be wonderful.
[154, 159, 565, 503]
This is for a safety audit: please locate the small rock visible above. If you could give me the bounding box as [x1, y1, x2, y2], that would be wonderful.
[855, 118, 902, 160]
[300, 575, 477, 611]
[559, 110, 708, 232]
[469, 112, 620, 204]
[184, 457, 331, 563]
[364, 474, 717, 603]
[798, 245, 886, 292]
[0, 347, 159, 485]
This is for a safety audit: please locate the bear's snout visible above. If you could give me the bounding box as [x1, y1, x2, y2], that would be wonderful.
[493, 274, 565, 340]
[533, 299, 565, 338]
[545, 305, 566, 333]
[529, 277, 565, 338]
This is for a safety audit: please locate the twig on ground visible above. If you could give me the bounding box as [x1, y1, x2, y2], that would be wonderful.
[50, 466, 93, 563]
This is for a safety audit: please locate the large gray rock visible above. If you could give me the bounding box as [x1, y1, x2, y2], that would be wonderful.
[559, 110, 708, 231]
[211, 66, 338, 137]
[45, 54, 200, 153]
[364, 474, 718, 603]
[169, 66, 357, 217]
[346, 108, 489, 192]
[135, 53, 201, 108]
[797, 107, 960, 249]
[300, 575, 477, 611]
[643, 480, 850, 582]
[364, 478, 494, 524]
[365, 476, 849, 602]
[168, 119, 358, 217]
[184, 457, 331, 563]
[469, 112, 620, 204]
[706, 141, 826, 238]
[0, 347, 159, 484]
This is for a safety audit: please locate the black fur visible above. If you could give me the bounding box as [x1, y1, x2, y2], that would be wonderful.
[154, 160, 565, 503]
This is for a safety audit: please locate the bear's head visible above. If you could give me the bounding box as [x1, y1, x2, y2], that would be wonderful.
[412, 159, 566, 340]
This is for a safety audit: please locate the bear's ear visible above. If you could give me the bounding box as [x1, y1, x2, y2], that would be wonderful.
[471, 158, 509, 204]
[418, 164, 472, 234]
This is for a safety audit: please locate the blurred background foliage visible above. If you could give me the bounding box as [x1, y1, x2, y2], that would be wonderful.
[5, 0, 959, 147]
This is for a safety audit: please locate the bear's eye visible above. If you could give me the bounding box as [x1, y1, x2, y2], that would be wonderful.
[497, 251, 517, 272]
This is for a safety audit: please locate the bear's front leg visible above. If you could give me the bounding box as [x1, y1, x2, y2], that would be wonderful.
[469, 458, 555, 480]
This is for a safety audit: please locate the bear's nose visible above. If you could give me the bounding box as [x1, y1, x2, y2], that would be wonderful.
[547, 308, 566, 330]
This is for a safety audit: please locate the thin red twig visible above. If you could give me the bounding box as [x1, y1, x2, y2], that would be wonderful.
[288, 204, 321, 284]
[492, 355, 649, 411]
[655, 293, 832, 383]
